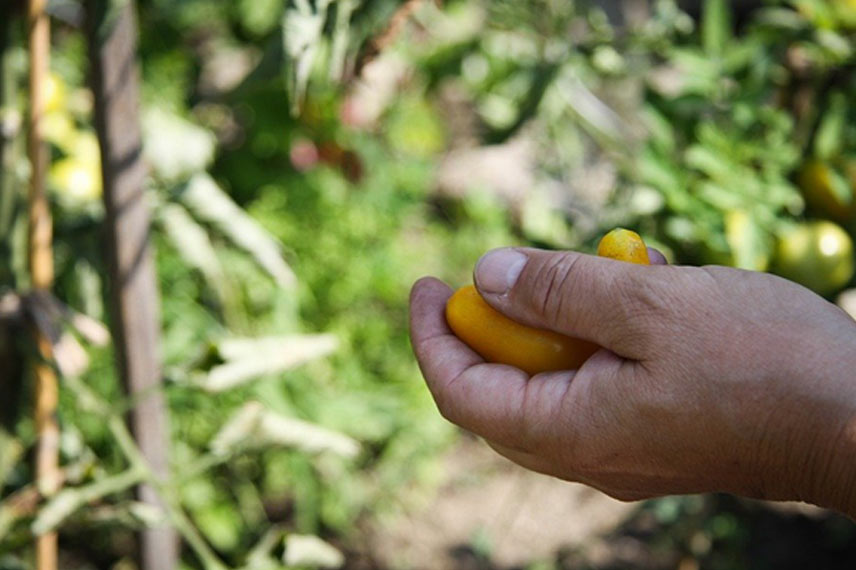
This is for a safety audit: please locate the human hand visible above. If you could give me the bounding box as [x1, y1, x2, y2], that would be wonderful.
[409, 247, 856, 515]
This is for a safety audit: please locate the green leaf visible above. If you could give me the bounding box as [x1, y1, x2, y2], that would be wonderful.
[200, 334, 338, 392]
[387, 96, 447, 157]
[814, 91, 847, 161]
[179, 173, 297, 288]
[641, 104, 676, 153]
[555, 68, 628, 149]
[0, 429, 23, 490]
[669, 49, 720, 96]
[685, 144, 733, 182]
[701, 0, 732, 56]
[725, 209, 770, 271]
[157, 201, 234, 309]
[238, 0, 284, 37]
[245, 527, 286, 568]
[329, 0, 357, 81]
[827, 166, 854, 207]
[282, 1, 330, 115]
[31, 468, 144, 535]
[142, 108, 216, 182]
[210, 402, 360, 459]
[194, 502, 242, 553]
[697, 181, 744, 210]
[283, 533, 344, 568]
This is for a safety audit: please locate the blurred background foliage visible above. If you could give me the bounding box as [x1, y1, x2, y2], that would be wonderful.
[2, 0, 856, 568]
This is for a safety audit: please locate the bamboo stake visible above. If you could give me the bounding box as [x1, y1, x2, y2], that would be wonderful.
[27, 0, 59, 569]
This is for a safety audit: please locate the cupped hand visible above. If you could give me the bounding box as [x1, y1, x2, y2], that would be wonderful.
[409, 247, 856, 515]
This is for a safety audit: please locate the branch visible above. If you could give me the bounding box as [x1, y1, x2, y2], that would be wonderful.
[352, 0, 437, 78]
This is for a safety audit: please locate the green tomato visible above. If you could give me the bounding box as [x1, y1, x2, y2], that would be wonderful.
[798, 159, 856, 223]
[773, 220, 855, 296]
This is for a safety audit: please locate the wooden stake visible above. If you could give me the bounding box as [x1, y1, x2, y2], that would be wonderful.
[27, 0, 60, 569]
[86, 1, 178, 568]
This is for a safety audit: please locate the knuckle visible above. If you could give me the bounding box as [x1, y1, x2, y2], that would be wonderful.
[607, 269, 685, 352]
[527, 252, 582, 328]
[618, 271, 672, 321]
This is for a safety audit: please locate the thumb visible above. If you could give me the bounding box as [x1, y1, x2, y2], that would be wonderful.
[473, 247, 663, 359]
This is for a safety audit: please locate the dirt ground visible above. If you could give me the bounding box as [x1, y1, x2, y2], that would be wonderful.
[367, 436, 636, 570]
[360, 435, 856, 570]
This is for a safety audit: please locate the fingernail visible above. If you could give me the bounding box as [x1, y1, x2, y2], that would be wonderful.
[475, 249, 527, 295]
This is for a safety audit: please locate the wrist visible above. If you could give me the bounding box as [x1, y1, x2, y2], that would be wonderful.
[808, 417, 856, 518]
[751, 317, 856, 516]
[785, 334, 856, 517]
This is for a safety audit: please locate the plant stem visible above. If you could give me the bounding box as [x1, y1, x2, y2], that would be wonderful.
[65, 376, 229, 570]
[106, 416, 228, 570]
[27, 0, 51, 289]
[26, 0, 58, 568]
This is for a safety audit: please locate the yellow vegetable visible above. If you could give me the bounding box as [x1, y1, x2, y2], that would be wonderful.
[446, 228, 650, 375]
[596, 228, 650, 264]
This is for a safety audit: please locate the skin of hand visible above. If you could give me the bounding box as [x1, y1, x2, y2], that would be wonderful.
[409, 246, 856, 516]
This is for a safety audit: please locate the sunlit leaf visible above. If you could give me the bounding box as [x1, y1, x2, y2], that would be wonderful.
[329, 0, 357, 81]
[283, 533, 344, 568]
[555, 69, 628, 148]
[210, 402, 359, 459]
[838, 289, 856, 320]
[158, 200, 232, 306]
[725, 209, 770, 271]
[53, 331, 90, 378]
[179, 172, 297, 288]
[194, 501, 242, 552]
[143, 107, 216, 181]
[245, 526, 286, 569]
[282, 0, 330, 115]
[200, 334, 338, 392]
[31, 469, 144, 535]
[0, 429, 23, 489]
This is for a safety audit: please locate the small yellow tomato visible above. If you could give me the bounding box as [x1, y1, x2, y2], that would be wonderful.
[596, 228, 650, 264]
[44, 73, 67, 114]
[49, 157, 102, 202]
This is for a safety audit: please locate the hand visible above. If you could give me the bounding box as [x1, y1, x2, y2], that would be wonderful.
[409, 247, 856, 515]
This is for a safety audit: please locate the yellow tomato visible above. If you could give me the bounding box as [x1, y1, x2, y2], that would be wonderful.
[42, 111, 77, 151]
[49, 157, 102, 202]
[836, 0, 856, 28]
[773, 220, 855, 296]
[445, 285, 599, 375]
[445, 229, 650, 375]
[596, 228, 650, 264]
[44, 73, 66, 114]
